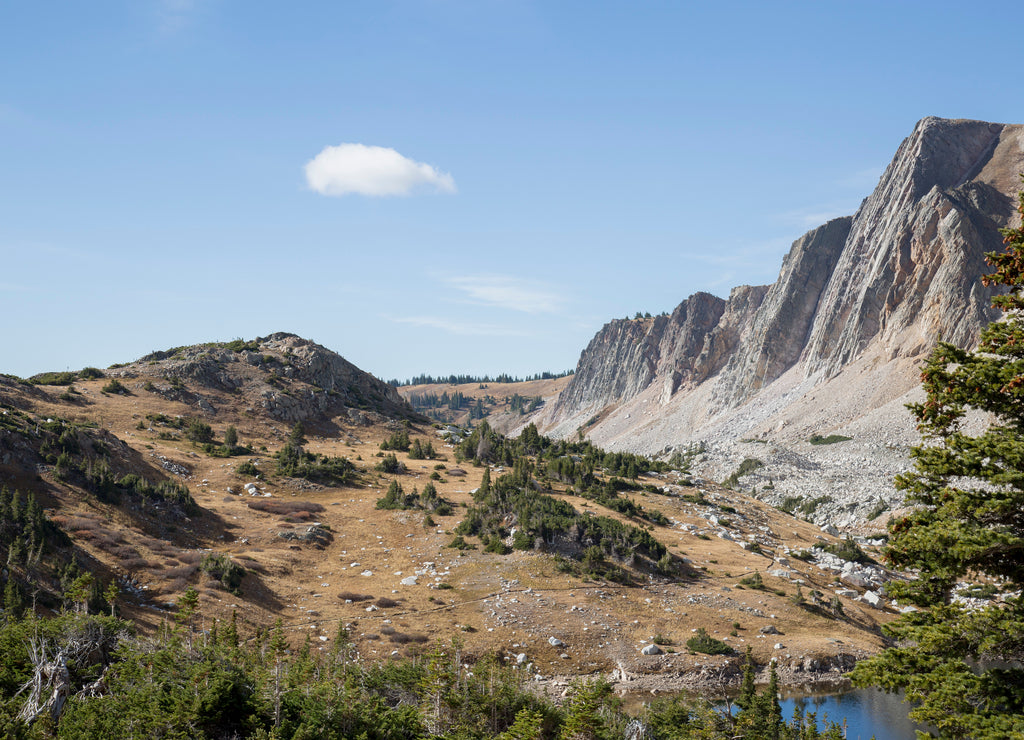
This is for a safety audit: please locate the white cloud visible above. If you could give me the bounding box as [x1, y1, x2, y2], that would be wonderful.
[391, 316, 527, 337]
[446, 275, 564, 314]
[305, 144, 456, 197]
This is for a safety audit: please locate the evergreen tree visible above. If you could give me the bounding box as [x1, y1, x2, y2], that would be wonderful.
[851, 185, 1024, 738]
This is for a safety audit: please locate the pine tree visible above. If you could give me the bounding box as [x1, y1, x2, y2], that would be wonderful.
[498, 708, 545, 740]
[851, 184, 1024, 738]
[223, 609, 239, 650]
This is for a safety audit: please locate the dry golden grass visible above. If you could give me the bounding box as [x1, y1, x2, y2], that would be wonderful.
[12, 370, 892, 682]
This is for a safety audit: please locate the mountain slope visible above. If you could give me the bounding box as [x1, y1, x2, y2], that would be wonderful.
[533, 117, 1024, 524]
[0, 335, 895, 690]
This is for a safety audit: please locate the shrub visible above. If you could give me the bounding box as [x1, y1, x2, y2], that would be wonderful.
[798, 495, 831, 517]
[819, 536, 874, 564]
[738, 571, 764, 589]
[380, 430, 410, 452]
[686, 628, 734, 656]
[376, 480, 412, 510]
[102, 379, 130, 395]
[186, 418, 214, 443]
[29, 371, 79, 386]
[483, 535, 511, 555]
[200, 553, 246, 593]
[224, 338, 261, 352]
[375, 454, 405, 474]
[276, 441, 355, 484]
[235, 460, 258, 477]
[724, 457, 764, 488]
[79, 367, 105, 380]
[809, 434, 852, 445]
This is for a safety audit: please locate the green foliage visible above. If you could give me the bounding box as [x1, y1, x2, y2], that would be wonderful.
[223, 337, 261, 352]
[483, 535, 511, 555]
[380, 429, 411, 452]
[235, 460, 259, 477]
[808, 433, 852, 445]
[27, 371, 79, 386]
[34, 418, 197, 514]
[456, 460, 670, 582]
[851, 184, 1024, 738]
[101, 378, 129, 395]
[817, 536, 874, 564]
[0, 607, 860, 739]
[186, 418, 214, 443]
[723, 457, 764, 488]
[374, 453, 405, 474]
[738, 571, 764, 589]
[407, 438, 438, 460]
[78, 367, 105, 380]
[685, 628, 734, 656]
[376, 480, 410, 510]
[200, 553, 246, 593]
[275, 441, 355, 485]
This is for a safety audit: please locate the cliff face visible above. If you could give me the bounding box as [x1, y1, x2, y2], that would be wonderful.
[542, 117, 1024, 443]
[550, 286, 775, 423]
[801, 117, 1015, 377]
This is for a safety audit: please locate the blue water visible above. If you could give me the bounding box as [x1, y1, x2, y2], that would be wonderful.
[778, 688, 925, 740]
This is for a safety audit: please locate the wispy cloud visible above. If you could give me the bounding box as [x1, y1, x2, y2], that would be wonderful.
[390, 316, 528, 337]
[305, 144, 455, 197]
[445, 275, 564, 314]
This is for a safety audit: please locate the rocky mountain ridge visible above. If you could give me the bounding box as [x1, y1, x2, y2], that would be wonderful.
[107, 332, 419, 426]
[533, 117, 1024, 525]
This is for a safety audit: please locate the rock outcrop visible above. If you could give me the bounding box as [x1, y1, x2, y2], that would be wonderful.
[534, 117, 1024, 523]
[117, 333, 419, 425]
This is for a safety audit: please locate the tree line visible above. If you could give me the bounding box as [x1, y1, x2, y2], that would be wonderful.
[388, 370, 574, 387]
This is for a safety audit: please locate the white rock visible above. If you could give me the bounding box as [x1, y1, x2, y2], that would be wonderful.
[548, 637, 565, 647]
[641, 644, 663, 655]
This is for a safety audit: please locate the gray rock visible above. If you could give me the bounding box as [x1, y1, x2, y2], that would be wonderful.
[531, 117, 1024, 527]
[641, 644, 663, 656]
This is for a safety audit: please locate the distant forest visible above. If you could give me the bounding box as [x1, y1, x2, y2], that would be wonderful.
[388, 369, 574, 387]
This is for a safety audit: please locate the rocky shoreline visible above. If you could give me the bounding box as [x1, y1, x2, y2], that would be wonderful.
[538, 649, 867, 700]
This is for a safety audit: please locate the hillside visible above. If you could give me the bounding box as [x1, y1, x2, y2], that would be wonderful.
[0, 336, 899, 699]
[531, 117, 1024, 527]
[397, 376, 570, 432]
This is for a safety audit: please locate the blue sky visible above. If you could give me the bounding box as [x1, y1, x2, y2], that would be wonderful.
[3, 1, 1023, 382]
